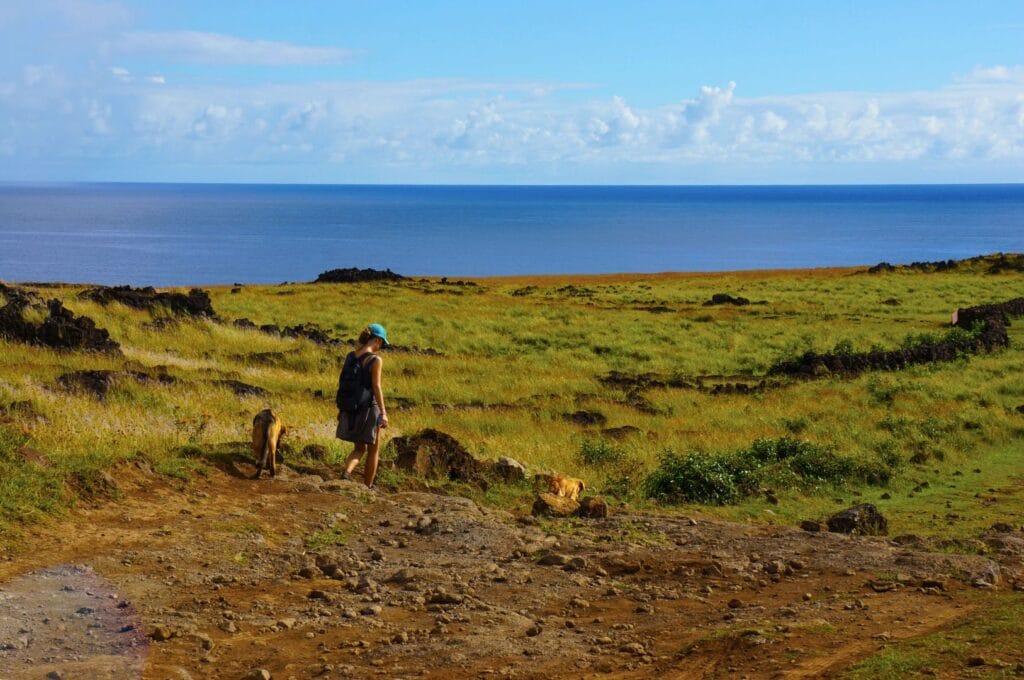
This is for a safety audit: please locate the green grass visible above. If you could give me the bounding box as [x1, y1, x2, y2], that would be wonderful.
[305, 526, 351, 550]
[842, 594, 1024, 678]
[1, 264, 1023, 543]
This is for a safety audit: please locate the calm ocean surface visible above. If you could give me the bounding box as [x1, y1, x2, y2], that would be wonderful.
[1, 183, 1022, 286]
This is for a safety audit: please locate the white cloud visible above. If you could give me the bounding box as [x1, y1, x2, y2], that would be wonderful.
[117, 30, 356, 66]
[3, 44, 1024, 181]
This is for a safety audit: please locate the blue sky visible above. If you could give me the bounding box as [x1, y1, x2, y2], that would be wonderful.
[2, 0, 1024, 183]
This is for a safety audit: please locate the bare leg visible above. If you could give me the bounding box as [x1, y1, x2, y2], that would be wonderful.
[344, 444, 366, 475]
[364, 439, 380, 487]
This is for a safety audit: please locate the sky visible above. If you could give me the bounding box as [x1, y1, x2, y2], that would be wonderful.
[1, 0, 1024, 184]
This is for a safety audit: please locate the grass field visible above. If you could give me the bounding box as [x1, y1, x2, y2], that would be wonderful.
[2, 261, 1023, 545]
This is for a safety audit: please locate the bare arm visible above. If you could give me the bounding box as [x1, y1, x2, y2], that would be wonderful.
[371, 356, 388, 428]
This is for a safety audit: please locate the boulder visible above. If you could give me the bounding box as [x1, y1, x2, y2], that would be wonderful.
[494, 456, 527, 483]
[827, 503, 888, 536]
[575, 496, 609, 519]
[532, 492, 579, 518]
[391, 429, 488, 490]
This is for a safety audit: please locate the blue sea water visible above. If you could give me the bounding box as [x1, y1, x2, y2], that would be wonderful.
[0, 183, 1022, 286]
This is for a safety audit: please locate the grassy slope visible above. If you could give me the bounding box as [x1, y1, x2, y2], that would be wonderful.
[1, 265, 1024, 546]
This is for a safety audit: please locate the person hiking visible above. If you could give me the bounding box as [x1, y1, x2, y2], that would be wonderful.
[337, 323, 390, 488]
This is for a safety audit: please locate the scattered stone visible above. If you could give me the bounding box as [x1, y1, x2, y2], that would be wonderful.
[525, 624, 542, 637]
[800, 520, 824, 532]
[0, 287, 121, 354]
[360, 605, 382, 616]
[620, 642, 647, 655]
[966, 656, 987, 667]
[80, 285, 216, 317]
[315, 268, 404, 284]
[827, 504, 888, 536]
[727, 598, 743, 609]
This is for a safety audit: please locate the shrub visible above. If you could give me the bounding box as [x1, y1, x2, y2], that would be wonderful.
[578, 438, 624, 466]
[645, 451, 739, 505]
[645, 437, 893, 506]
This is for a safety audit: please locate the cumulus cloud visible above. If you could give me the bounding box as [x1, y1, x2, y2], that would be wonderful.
[3, 45, 1024, 180]
[117, 30, 356, 66]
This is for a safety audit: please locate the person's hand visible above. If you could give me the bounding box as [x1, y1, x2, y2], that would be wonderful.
[380, 411, 389, 429]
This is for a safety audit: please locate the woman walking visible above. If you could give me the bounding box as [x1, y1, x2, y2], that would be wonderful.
[337, 323, 390, 488]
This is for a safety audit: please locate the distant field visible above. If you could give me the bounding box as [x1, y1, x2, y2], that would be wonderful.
[2, 261, 1023, 544]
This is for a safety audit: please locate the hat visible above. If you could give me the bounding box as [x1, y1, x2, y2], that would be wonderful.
[368, 323, 390, 346]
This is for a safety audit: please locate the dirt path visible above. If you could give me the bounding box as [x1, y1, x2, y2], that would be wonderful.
[0, 460, 1008, 679]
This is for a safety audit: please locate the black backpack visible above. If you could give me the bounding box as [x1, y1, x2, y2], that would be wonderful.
[336, 352, 376, 412]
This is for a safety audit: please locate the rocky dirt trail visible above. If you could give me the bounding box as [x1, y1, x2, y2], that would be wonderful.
[0, 457, 1018, 680]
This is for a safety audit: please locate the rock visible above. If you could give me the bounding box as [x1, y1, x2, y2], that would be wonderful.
[991, 522, 1015, 533]
[148, 625, 174, 641]
[827, 504, 888, 536]
[56, 369, 120, 399]
[704, 293, 750, 306]
[427, 590, 465, 605]
[569, 596, 590, 609]
[315, 268, 404, 284]
[243, 670, 272, 680]
[494, 456, 527, 483]
[537, 553, 571, 567]
[600, 425, 641, 439]
[727, 598, 743, 609]
[532, 492, 580, 518]
[390, 429, 489, 489]
[0, 287, 121, 354]
[800, 520, 824, 532]
[276, 618, 296, 630]
[307, 589, 331, 601]
[565, 556, 588, 571]
[46, 672, 64, 680]
[620, 642, 647, 655]
[575, 496, 609, 519]
[297, 566, 321, 579]
[79, 285, 216, 317]
[212, 379, 268, 397]
[966, 656, 986, 667]
[525, 624, 542, 637]
[562, 410, 607, 426]
[361, 605, 382, 616]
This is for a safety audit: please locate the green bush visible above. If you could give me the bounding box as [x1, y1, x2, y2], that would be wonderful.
[578, 438, 624, 466]
[644, 451, 739, 505]
[645, 437, 895, 506]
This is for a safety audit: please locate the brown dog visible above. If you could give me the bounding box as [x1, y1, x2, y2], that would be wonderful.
[548, 474, 586, 501]
[251, 408, 285, 479]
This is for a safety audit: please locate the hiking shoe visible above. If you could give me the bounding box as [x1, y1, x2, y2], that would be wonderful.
[341, 470, 352, 481]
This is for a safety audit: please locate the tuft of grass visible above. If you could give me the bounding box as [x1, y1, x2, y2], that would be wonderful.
[305, 526, 351, 550]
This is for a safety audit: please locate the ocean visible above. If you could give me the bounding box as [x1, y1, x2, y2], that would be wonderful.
[0, 183, 1022, 286]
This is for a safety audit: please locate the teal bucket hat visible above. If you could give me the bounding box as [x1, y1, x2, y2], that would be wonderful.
[368, 323, 390, 346]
